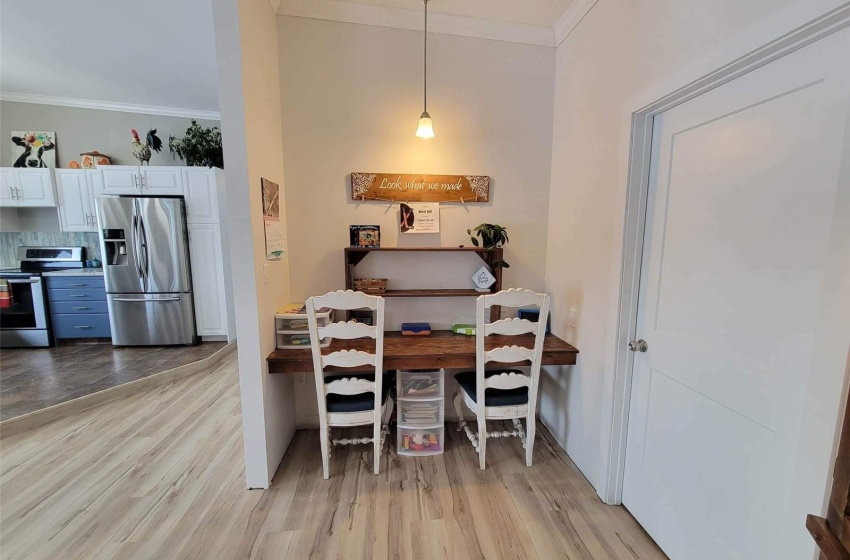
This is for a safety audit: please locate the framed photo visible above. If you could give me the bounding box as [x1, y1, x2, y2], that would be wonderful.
[11, 131, 56, 168]
[349, 225, 381, 247]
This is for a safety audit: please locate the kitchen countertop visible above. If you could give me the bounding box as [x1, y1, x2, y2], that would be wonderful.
[42, 268, 104, 277]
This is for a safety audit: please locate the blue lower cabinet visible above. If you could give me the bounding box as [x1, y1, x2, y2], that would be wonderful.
[52, 314, 112, 338]
[46, 276, 110, 339]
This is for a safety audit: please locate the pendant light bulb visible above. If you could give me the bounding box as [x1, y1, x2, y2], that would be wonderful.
[415, 0, 434, 138]
[416, 112, 434, 139]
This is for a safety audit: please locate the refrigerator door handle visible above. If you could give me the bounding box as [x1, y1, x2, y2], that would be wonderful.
[112, 296, 182, 302]
[131, 214, 143, 280]
[138, 214, 150, 281]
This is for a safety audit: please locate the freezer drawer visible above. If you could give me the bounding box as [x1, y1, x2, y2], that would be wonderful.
[107, 293, 196, 346]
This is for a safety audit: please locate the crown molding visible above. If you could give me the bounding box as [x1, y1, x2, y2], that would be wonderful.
[0, 92, 221, 120]
[277, 0, 556, 47]
[554, 0, 599, 46]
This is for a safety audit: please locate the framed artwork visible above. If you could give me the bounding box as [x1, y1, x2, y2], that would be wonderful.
[11, 131, 56, 168]
[349, 225, 381, 247]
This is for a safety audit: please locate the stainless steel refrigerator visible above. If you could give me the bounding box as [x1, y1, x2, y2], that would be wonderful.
[96, 196, 196, 346]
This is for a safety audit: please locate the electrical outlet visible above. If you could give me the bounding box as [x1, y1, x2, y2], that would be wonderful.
[263, 263, 270, 285]
[296, 372, 305, 384]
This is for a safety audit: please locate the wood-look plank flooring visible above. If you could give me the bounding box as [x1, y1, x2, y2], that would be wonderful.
[0, 353, 667, 560]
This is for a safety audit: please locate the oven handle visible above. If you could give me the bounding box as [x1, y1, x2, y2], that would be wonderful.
[6, 278, 39, 284]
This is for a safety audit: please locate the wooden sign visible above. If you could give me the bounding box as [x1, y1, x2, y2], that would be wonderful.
[351, 173, 490, 203]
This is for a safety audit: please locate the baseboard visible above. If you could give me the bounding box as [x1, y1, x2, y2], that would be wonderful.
[0, 341, 237, 438]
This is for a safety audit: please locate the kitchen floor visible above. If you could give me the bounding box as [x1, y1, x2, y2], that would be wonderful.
[0, 342, 226, 421]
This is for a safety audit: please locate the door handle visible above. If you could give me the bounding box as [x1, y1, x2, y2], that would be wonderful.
[628, 339, 648, 352]
[69, 294, 88, 298]
[113, 296, 180, 302]
[68, 283, 86, 287]
[74, 325, 92, 329]
[72, 306, 90, 310]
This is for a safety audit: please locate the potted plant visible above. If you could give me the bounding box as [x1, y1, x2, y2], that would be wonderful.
[467, 223, 510, 269]
[169, 120, 224, 168]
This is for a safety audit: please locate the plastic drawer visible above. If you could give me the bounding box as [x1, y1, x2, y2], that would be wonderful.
[397, 369, 444, 399]
[398, 426, 444, 456]
[398, 399, 444, 426]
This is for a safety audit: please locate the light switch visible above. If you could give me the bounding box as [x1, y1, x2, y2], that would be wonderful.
[569, 307, 578, 329]
[263, 263, 270, 285]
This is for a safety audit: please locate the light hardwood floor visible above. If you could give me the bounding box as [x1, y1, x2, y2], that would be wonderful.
[0, 353, 667, 560]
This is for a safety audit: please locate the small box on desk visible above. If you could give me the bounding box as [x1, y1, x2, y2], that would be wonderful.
[517, 308, 550, 333]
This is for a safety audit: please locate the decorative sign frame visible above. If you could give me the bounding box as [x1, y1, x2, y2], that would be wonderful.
[351, 173, 490, 203]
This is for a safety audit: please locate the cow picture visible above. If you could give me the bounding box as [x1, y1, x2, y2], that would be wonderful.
[11, 131, 56, 168]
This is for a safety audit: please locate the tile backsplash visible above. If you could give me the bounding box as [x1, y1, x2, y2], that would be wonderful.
[0, 232, 101, 267]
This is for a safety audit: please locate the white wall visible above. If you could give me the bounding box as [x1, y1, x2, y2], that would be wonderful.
[0, 101, 219, 167]
[212, 0, 293, 489]
[541, 0, 848, 500]
[277, 16, 555, 425]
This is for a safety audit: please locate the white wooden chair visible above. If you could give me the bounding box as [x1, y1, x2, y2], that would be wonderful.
[453, 288, 550, 470]
[306, 290, 393, 479]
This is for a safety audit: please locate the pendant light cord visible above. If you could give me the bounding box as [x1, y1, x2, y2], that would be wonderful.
[423, 0, 428, 113]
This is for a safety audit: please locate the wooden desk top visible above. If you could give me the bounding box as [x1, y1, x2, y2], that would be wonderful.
[267, 330, 579, 374]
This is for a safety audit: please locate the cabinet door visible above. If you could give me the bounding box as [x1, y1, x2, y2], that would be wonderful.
[0, 168, 15, 207]
[188, 224, 227, 336]
[17, 169, 56, 206]
[56, 170, 95, 232]
[100, 166, 141, 195]
[141, 167, 183, 196]
[183, 168, 218, 224]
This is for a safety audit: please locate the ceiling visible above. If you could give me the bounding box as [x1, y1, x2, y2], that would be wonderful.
[333, 0, 576, 28]
[0, 0, 220, 114]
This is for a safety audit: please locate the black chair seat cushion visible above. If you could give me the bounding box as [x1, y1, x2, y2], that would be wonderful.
[454, 370, 529, 407]
[325, 373, 392, 413]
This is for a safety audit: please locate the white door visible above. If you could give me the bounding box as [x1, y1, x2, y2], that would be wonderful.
[100, 166, 141, 195]
[188, 224, 227, 336]
[16, 169, 56, 206]
[56, 170, 95, 232]
[0, 168, 16, 206]
[183, 168, 219, 224]
[623, 29, 850, 560]
[140, 167, 183, 196]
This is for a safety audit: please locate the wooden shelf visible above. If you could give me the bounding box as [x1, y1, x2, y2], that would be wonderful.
[380, 289, 486, 298]
[344, 245, 504, 320]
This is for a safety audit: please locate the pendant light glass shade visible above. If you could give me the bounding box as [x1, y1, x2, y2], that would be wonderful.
[415, 112, 434, 139]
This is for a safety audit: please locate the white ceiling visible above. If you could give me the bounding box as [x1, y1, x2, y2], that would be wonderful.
[0, 0, 220, 114]
[335, 0, 575, 28]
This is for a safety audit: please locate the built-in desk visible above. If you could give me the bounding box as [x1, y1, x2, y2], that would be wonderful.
[267, 330, 578, 374]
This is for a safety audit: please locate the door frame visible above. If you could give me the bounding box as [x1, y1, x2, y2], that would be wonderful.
[600, 2, 850, 505]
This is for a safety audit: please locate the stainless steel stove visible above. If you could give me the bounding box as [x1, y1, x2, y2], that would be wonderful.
[0, 247, 86, 348]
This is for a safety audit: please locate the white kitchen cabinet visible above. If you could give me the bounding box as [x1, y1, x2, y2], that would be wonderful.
[55, 169, 101, 232]
[189, 224, 227, 336]
[0, 168, 56, 207]
[183, 168, 219, 224]
[100, 165, 183, 196]
[99, 166, 140, 195]
[0, 169, 13, 205]
[184, 168, 234, 341]
[141, 167, 183, 196]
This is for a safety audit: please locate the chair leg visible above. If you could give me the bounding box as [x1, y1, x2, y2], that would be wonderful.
[525, 414, 536, 467]
[373, 416, 381, 476]
[478, 417, 487, 471]
[320, 422, 330, 480]
[453, 389, 465, 431]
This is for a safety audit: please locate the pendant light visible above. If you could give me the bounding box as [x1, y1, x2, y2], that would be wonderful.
[415, 0, 435, 138]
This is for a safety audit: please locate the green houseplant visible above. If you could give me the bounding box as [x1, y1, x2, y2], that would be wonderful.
[468, 223, 510, 268]
[169, 120, 224, 168]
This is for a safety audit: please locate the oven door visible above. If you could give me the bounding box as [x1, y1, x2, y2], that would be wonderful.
[0, 276, 47, 330]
